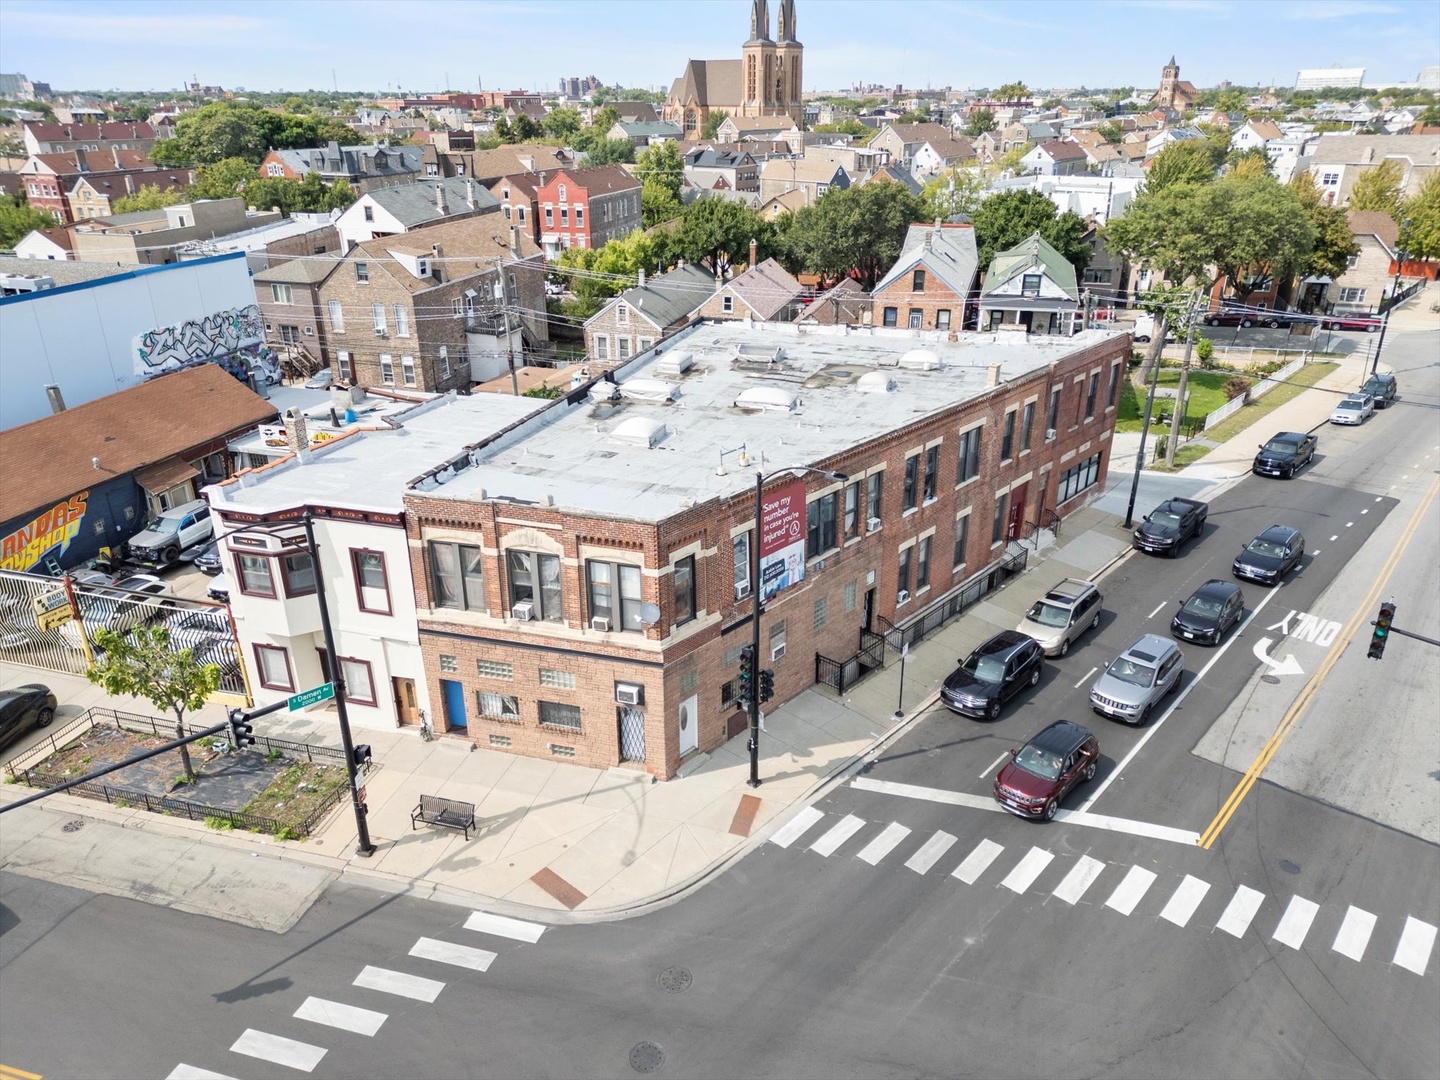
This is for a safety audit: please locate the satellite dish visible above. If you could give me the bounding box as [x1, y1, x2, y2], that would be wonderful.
[638, 602, 662, 627]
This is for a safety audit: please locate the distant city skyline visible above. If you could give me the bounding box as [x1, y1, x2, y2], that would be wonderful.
[1, 0, 1435, 96]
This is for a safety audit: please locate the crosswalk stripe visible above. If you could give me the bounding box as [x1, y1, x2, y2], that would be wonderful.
[354, 965, 444, 1003]
[856, 822, 911, 865]
[1158, 875, 1211, 928]
[1000, 847, 1054, 893]
[1103, 865, 1157, 916]
[1393, 916, 1438, 976]
[464, 911, 547, 943]
[229, 1029, 327, 1073]
[410, 937, 497, 972]
[809, 814, 866, 857]
[167, 1067, 238, 1080]
[1272, 895, 1320, 950]
[1331, 906, 1376, 963]
[952, 839, 1005, 884]
[904, 830, 958, 875]
[770, 806, 825, 848]
[294, 996, 387, 1036]
[1215, 885, 1266, 938]
[1051, 855, 1106, 905]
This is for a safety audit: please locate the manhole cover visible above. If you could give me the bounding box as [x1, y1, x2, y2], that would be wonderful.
[658, 967, 691, 993]
[1261, 674, 1281, 685]
[61, 820, 84, 833]
[1279, 859, 1301, 875]
[629, 1041, 665, 1073]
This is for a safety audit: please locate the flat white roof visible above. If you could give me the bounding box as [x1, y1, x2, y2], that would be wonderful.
[417, 320, 1123, 522]
[210, 391, 548, 515]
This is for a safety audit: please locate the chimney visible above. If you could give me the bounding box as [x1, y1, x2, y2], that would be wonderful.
[45, 385, 66, 414]
[283, 407, 309, 454]
[637, 267, 646, 287]
[431, 242, 443, 282]
[749, 237, 758, 267]
[986, 363, 1002, 387]
[435, 183, 448, 214]
[509, 224, 520, 258]
[111, 145, 121, 168]
[124, 174, 135, 195]
[74, 148, 88, 173]
[465, 178, 476, 209]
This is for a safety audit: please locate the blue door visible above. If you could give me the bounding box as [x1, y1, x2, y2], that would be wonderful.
[440, 679, 467, 733]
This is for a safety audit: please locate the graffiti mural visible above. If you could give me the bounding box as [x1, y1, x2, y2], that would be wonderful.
[133, 304, 266, 377]
[1, 492, 89, 572]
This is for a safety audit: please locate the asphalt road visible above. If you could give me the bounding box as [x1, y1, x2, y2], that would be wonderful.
[2, 330, 1435, 1080]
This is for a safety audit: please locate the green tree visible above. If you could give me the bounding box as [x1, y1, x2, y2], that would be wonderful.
[965, 107, 997, 137]
[634, 140, 683, 201]
[641, 177, 684, 227]
[970, 188, 1092, 273]
[1348, 159, 1405, 216]
[112, 184, 186, 213]
[897, 109, 931, 125]
[1416, 104, 1440, 127]
[921, 166, 988, 222]
[1403, 170, 1440, 259]
[700, 110, 730, 140]
[188, 156, 263, 201]
[551, 228, 660, 315]
[1289, 170, 1360, 282]
[544, 106, 584, 143]
[1096, 121, 1124, 144]
[1200, 175, 1316, 302]
[584, 137, 635, 165]
[674, 196, 774, 276]
[1145, 141, 1217, 191]
[154, 102, 270, 164]
[87, 625, 224, 785]
[782, 181, 923, 289]
[995, 82, 1030, 101]
[992, 144, 1029, 176]
[1225, 146, 1273, 178]
[0, 201, 58, 247]
[814, 118, 871, 138]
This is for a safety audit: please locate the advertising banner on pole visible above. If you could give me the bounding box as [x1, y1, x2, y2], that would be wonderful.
[759, 478, 806, 602]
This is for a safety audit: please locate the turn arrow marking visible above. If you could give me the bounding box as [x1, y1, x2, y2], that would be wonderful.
[1254, 637, 1304, 677]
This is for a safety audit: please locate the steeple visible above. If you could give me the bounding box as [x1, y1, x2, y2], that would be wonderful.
[1167, 55, 1176, 67]
[749, 0, 772, 42]
[777, 0, 797, 42]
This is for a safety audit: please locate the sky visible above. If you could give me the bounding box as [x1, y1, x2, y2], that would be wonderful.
[1, 0, 1436, 96]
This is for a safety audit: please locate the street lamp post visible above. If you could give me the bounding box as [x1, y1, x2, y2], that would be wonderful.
[1369, 219, 1410, 379]
[748, 465, 847, 788]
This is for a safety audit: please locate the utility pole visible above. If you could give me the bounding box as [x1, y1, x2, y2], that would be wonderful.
[1164, 290, 1201, 468]
[1369, 219, 1410, 379]
[497, 255, 518, 395]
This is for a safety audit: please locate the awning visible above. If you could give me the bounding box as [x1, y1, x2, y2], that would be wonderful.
[133, 456, 200, 494]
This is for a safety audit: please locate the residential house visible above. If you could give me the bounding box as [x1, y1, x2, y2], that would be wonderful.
[68, 199, 282, 265]
[1078, 223, 1129, 312]
[757, 158, 849, 204]
[1325, 211, 1410, 314]
[252, 256, 342, 376]
[400, 319, 1128, 777]
[12, 227, 73, 260]
[794, 277, 870, 325]
[909, 134, 976, 180]
[18, 148, 170, 223]
[1230, 119, 1285, 152]
[490, 173, 543, 244]
[258, 142, 424, 194]
[420, 143, 569, 185]
[867, 122, 960, 172]
[695, 255, 804, 321]
[22, 120, 156, 157]
[205, 389, 549, 733]
[715, 114, 802, 144]
[871, 222, 979, 332]
[978, 232, 1082, 336]
[860, 164, 923, 196]
[505, 100, 548, 125]
[607, 120, 684, 149]
[335, 176, 500, 249]
[315, 216, 547, 393]
[68, 165, 195, 220]
[1302, 134, 1440, 205]
[1020, 140, 1089, 176]
[757, 188, 808, 221]
[1145, 126, 1206, 157]
[583, 263, 714, 365]
[534, 165, 643, 256]
[987, 174, 1142, 226]
[613, 102, 660, 123]
[683, 147, 760, 193]
[801, 140, 886, 176]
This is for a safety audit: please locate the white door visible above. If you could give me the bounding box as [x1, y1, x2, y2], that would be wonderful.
[678, 694, 698, 757]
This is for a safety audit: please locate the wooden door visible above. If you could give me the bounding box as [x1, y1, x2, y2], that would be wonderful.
[392, 677, 419, 727]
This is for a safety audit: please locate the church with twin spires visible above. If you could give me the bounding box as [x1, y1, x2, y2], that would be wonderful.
[662, 0, 804, 135]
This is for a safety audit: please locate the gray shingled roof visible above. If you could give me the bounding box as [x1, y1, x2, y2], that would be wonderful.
[600, 263, 716, 329]
[873, 223, 979, 298]
[362, 177, 499, 228]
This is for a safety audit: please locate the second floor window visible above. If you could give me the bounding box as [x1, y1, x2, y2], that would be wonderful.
[1047, 387, 1062, 433]
[957, 426, 981, 483]
[355, 262, 369, 283]
[327, 300, 345, 334]
[903, 454, 920, 511]
[372, 303, 386, 332]
[352, 550, 391, 614]
[866, 472, 883, 525]
[587, 560, 643, 630]
[1021, 402, 1035, 450]
[732, 533, 751, 599]
[509, 550, 562, 622]
[401, 355, 417, 387]
[923, 445, 939, 501]
[431, 541, 485, 610]
[673, 555, 696, 625]
[843, 481, 861, 539]
[270, 284, 293, 305]
[1086, 372, 1100, 420]
[1001, 410, 1016, 460]
[807, 491, 838, 557]
[394, 306, 409, 337]
[912, 268, 925, 291]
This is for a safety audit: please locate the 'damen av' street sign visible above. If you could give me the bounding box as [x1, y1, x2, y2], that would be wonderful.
[288, 682, 336, 711]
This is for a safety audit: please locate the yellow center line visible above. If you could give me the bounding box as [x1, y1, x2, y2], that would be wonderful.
[0, 1064, 44, 1080]
[1198, 473, 1440, 849]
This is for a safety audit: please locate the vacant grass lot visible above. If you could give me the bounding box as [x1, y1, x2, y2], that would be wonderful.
[1116, 369, 1242, 433]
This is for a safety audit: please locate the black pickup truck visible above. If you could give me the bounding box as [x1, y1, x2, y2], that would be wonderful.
[1133, 497, 1208, 558]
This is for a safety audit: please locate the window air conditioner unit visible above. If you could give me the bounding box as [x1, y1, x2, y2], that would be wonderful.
[734, 584, 751, 601]
[867, 517, 882, 532]
[615, 682, 643, 706]
[771, 642, 786, 661]
[511, 601, 534, 621]
[590, 615, 612, 632]
[1045, 428, 1057, 441]
[897, 590, 911, 604]
[375, 327, 387, 337]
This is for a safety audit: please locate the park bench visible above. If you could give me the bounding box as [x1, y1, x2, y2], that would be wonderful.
[410, 794, 477, 839]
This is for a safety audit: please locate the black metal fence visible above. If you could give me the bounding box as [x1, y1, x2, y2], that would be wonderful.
[5, 706, 353, 839]
[815, 629, 886, 695]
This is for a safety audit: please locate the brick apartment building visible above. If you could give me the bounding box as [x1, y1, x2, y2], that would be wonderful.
[400, 319, 1128, 779]
[534, 165, 642, 256]
[871, 222, 980, 332]
[314, 216, 547, 393]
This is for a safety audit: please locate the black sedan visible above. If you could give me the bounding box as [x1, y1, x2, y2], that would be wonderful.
[0, 683, 58, 752]
[941, 630, 1044, 720]
[1233, 525, 1306, 585]
[1171, 580, 1245, 646]
[1253, 431, 1317, 479]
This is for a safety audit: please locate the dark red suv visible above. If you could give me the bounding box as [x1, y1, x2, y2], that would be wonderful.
[993, 720, 1100, 820]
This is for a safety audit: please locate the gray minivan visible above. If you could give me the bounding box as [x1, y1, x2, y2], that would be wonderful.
[1016, 578, 1103, 657]
[1089, 633, 1184, 725]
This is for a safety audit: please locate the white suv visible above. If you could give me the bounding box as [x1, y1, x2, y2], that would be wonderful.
[1016, 578, 1103, 658]
[125, 500, 213, 568]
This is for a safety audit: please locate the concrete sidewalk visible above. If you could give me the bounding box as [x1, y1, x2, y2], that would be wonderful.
[1, 315, 1429, 927]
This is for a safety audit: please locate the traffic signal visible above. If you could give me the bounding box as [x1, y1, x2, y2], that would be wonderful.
[229, 707, 255, 748]
[758, 668, 775, 704]
[738, 645, 756, 704]
[1368, 601, 1396, 660]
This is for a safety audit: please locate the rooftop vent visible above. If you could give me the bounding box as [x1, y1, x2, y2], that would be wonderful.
[654, 349, 694, 376]
[897, 348, 942, 371]
[857, 371, 897, 394]
[588, 382, 619, 404]
[611, 416, 668, 448]
[619, 378, 677, 403]
[735, 386, 798, 412]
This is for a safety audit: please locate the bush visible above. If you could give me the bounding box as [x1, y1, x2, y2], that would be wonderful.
[1154, 434, 1169, 460]
[1195, 337, 1214, 363]
[1223, 375, 1252, 401]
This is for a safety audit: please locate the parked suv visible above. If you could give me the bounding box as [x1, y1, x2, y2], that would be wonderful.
[1360, 373, 1398, 409]
[1016, 578, 1103, 657]
[941, 631, 1044, 720]
[125, 500, 213, 568]
[1089, 634, 1184, 725]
